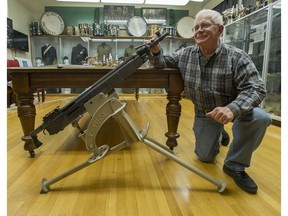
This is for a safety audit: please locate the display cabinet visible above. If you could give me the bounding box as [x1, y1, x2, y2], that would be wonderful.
[30, 35, 194, 66]
[30, 35, 194, 94]
[222, 0, 281, 125]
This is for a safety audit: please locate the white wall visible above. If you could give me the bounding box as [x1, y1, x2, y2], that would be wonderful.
[7, 0, 35, 59]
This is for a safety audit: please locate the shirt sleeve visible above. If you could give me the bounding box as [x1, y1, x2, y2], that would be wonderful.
[149, 50, 180, 69]
[226, 51, 267, 118]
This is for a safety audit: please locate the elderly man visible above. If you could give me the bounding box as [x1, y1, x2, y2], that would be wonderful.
[148, 9, 271, 194]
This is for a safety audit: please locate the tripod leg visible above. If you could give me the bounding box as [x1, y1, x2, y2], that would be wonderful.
[141, 135, 226, 193]
[40, 145, 110, 194]
[144, 135, 175, 155]
[115, 109, 226, 192]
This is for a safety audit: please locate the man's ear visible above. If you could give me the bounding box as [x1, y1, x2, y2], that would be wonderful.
[218, 25, 224, 36]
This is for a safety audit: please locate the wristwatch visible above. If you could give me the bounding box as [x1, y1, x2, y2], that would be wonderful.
[40, 11, 65, 35]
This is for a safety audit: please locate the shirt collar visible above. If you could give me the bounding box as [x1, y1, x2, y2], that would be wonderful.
[196, 41, 223, 57]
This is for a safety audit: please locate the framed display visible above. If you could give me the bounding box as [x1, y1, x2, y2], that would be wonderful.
[7, 18, 13, 48]
[104, 5, 135, 27]
[141, 8, 166, 25]
[14, 57, 32, 67]
[12, 30, 29, 52]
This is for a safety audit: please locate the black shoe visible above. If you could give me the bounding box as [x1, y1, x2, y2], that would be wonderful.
[223, 165, 258, 194]
[221, 130, 230, 146]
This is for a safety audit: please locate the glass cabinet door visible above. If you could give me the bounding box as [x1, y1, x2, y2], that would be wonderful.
[224, 7, 268, 76]
[263, 1, 281, 122]
[223, 1, 281, 124]
[60, 36, 89, 65]
[31, 36, 61, 66]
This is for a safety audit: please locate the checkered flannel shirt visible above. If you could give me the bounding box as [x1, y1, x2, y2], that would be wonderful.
[149, 42, 266, 118]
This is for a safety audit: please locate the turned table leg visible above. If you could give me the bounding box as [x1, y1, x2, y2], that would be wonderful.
[16, 93, 37, 157]
[165, 93, 182, 150]
[165, 73, 184, 150]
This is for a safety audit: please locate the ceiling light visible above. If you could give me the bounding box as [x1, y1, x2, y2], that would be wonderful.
[144, 0, 189, 6]
[57, 0, 100, 2]
[56, 0, 193, 4]
[190, 0, 204, 2]
[101, 0, 144, 3]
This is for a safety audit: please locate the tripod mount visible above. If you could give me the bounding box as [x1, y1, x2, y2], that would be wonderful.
[40, 92, 226, 194]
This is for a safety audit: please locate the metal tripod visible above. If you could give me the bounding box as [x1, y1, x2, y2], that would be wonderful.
[40, 92, 226, 194]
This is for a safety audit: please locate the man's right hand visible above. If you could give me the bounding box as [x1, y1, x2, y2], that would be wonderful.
[146, 37, 161, 55]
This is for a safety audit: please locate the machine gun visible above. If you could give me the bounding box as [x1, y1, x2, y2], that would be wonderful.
[30, 32, 169, 150]
[29, 32, 227, 194]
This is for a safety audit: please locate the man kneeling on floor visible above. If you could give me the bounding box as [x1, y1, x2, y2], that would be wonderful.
[148, 9, 271, 194]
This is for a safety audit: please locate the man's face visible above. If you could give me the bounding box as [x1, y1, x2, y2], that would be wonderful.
[193, 15, 223, 47]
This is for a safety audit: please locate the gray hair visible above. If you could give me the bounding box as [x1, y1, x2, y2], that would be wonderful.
[195, 9, 223, 25]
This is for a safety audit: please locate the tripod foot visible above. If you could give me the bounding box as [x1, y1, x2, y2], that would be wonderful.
[217, 180, 227, 193]
[40, 178, 50, 194]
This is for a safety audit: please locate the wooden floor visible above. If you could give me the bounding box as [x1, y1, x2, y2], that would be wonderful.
[7, 94, 281, 216]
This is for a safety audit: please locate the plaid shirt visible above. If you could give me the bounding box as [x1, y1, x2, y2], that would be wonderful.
[149, 42, 266, 118]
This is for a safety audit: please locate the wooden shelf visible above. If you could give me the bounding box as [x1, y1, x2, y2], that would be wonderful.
[30, 34, 194, 41]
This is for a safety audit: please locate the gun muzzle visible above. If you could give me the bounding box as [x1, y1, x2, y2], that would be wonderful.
[31, 135, 43, 148]
[29, 125, 45, 148]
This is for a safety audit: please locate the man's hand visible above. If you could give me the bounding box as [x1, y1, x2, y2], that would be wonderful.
[206, 107, 234, 124]
[146, 37, 161, 54]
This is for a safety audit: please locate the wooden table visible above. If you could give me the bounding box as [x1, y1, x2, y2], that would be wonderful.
[8, 66, 184, 156]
